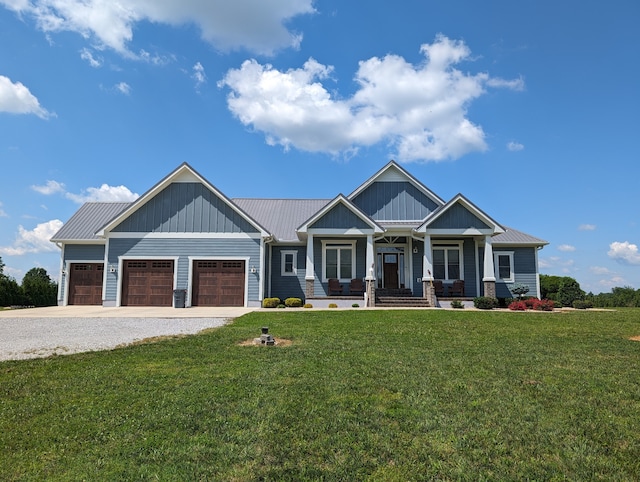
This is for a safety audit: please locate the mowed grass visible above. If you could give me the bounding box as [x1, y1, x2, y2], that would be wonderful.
[1, 309, 640, 480]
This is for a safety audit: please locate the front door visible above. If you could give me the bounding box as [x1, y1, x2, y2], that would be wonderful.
[383, 254, 399, 289]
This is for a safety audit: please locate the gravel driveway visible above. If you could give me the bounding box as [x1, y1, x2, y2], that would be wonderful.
[0, 316, 232, 361]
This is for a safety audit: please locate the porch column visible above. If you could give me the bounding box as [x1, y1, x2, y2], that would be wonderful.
[305, 234, 314, 298]
[421, 234, 436, 306]
[483, 235, 496, 298]
[365, 234, 376, 307]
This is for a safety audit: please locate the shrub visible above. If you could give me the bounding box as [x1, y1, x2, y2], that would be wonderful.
[508, 301, 527, 311]
[262, 297, 281, 308]
[352, 303, 360, 308]
[534, 299, 555, 311]
[328, 303, 338, 309]
[524, 297, 538, 309]
[473, 297, 499, 310]
[284, 297, 303, 307]
[303, 303, 313, 309]
[573, 300, 593, 309]
[450, 299, 464, 309]
[277, 304, 286, 309]
[510, 283, 530, 300]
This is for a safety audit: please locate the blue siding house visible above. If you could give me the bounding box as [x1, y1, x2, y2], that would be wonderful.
[51, 161, 547, 308]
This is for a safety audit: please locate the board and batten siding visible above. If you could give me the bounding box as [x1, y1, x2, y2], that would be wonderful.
[352, 181, 439, 221]
[428, 203, 491, 230]
[112, 183, 259, 234]
[104, 237, 261, 306]
[269, 246, 306, 301]
[59, 244, 106, 303]
[309, 203, 371, 230]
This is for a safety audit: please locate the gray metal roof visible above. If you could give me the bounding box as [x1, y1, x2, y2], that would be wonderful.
[51, 202, 131, 241]
[51, 199, 546, 248]
[493, 226, 548, 246]
[233, 198, 330, 242]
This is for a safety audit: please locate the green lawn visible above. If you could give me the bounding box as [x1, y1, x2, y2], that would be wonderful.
[2, 309, 640, 480]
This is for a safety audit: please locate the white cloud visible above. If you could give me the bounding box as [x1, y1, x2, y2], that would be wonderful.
[486, 76, 525, 91]
[507, 141, 524, 151]
[1, 0, 315, 56]
[558, 244, 576, 252]
[219, 35, 524, 162]
[0, 75, 55, 119]
[115, 82, 131, 95]
[590, 266, 613, 275]
[80, 47, 102, 67]
[579, 224, 596, 231]
[31, 180, 66, 195]
[192, 62, 207, 90]
[0, 202, 7, 217]
[65, 184, 139, 203]
[608, 241, 640, 265]
[0, 219, 63, 256]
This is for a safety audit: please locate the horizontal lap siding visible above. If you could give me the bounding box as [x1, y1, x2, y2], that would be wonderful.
[494, 247, 538, 298]
[61, 244, 106, 304]
[270, 246, 306, 301]
[105, 238, 261, 304]
[312, 237, 366, 296]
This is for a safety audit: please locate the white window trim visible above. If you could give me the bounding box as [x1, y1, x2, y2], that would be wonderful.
[432, 241, 464, 281]
[321, 240, 356, 282]
[281, 250, 298, 277]
[494, 251, 515, 283]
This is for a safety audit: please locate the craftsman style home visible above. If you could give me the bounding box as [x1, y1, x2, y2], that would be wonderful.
[51, 161, 547, 308]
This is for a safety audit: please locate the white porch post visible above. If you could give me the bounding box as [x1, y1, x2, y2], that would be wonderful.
[483, 235, 497, 298]
[365, 234, 375, 280]
[305, 234, 315, 298]
[422, 234, 433, 281]
[365, 234, 376, 307]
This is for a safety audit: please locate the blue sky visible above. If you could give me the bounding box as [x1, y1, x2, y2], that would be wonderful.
[1, 0, 639, 294]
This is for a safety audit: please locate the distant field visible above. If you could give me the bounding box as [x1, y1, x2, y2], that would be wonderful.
[1, 309, 639, 480]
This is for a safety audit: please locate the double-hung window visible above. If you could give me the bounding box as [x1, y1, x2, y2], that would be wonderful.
[281, 250, 297, 276]
[432, 243, 463, 280]
[494, 252, 514, 282]
[322, 241, 355, 281]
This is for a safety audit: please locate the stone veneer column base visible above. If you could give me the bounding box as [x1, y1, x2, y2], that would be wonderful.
[483, 280, 496, 299]
[366, 279, 376, 307]
[305, 279, 314, 299]
[423, 281, 436, 307]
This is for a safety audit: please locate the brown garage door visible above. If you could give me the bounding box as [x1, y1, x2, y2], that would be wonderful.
[68, 263, 104, 305]
[122, 260, 174, 306]
[192, 260, 245, 307]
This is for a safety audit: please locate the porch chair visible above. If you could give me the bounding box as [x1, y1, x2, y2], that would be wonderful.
[328, 278, 343, 295]
[449, 279, 465, 297]
[432, 280, 445, 297]
[349, 278, 365, 295]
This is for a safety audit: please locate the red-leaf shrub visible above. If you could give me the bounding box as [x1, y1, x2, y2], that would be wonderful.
[534, 299, 555, 311]
[524, 297, 538, 309]
[508, 301, 527, 311]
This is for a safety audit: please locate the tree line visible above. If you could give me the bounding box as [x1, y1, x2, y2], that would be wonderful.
[0, 257, 58, 307]
[541, 274, 640, 308]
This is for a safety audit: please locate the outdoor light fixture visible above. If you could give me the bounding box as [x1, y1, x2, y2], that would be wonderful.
[250, 265, 256, 274]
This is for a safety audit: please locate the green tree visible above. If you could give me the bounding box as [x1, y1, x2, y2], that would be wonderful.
[540, 274, 563, 300]
[22, 267, 58, 307]
[556, 277, 585, 307]
[0, 256, 24, 306]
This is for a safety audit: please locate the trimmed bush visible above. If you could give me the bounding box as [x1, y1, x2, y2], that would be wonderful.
[450, 299, 464, 309]
[352, 303, 360, 308]
[262, 297, 281, 308]
[328, 303, 338, 309]
[573, 300, 593, 309]
[534, 299, 555, 311]
[473, 296, 499, 310]
[277, 304, 286, 309]
[508, 301, 527, 311]
[284, 297, 303, 307]
[303, 303, 313, 309]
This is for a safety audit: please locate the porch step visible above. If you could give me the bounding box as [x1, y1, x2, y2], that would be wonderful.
[375, 296, 431, 308]
[375, 288, 413, 297]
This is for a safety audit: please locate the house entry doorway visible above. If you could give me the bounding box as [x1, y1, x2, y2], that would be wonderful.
[376, 245, 406, 290]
